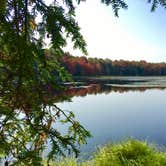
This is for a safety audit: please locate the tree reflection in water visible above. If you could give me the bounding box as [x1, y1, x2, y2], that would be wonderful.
[56, 84, 166, 101]
[0, 83, 165, 165]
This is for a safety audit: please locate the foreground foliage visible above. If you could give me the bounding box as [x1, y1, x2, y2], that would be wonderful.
[48, 139, 166, 166]
[0, 0, 90, 164]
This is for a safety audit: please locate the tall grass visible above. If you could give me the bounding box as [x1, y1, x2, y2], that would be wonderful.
[44, 139, 166, 166]
[91, 139, 166, 166]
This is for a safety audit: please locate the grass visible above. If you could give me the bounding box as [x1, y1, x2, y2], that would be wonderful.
[44, 139, 166, 166]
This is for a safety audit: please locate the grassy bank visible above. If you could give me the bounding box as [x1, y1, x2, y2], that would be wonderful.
[45, 139, 166, 166]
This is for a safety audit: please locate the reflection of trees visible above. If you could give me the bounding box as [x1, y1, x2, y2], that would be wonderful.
[1, 83, 164, 164]
[55, 84, 166, 101]
[1, 84, 165, 164]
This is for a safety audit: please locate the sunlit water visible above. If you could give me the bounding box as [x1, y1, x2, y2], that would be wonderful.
[57, 87, 166, 158]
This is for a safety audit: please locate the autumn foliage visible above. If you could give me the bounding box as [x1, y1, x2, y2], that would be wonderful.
[61, 54, 166, 76]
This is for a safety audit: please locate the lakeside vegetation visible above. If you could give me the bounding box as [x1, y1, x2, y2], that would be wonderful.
[60, 53, 166, 76]
[44, 139, 166, 166]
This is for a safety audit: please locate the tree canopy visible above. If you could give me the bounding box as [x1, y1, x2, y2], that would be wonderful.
[0, 0, 90, 165]
[61, 54, 166, 76]
[0, 0, 166, 165]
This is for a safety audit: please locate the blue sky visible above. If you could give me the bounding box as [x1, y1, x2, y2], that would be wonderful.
[64, 0, 166, 62]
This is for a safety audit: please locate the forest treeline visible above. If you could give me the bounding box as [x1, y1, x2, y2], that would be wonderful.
[60, 53, 166, 76]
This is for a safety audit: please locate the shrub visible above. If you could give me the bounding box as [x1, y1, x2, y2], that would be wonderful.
[45, 139, 166, 166]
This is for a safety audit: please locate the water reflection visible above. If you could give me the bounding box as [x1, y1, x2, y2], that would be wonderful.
[57, 84, 166, 157]
[57, 84, 166, 100]
[1, 80, 166, 164]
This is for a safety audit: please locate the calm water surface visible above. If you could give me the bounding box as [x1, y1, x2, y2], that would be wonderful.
[57, 77, 166, 157]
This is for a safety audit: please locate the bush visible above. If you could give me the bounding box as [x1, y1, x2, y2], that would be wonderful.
[45, 139, 166, 166]
[92, 139, 166, 166]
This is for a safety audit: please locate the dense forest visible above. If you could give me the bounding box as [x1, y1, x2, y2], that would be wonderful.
[60, 53, 166, 76]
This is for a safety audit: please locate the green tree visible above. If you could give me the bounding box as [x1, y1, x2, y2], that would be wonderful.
[0, 0, 90, 165]
[0, 0, 166, 165]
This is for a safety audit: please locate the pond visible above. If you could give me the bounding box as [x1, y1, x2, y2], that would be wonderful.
[57, 76, 166, 158]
